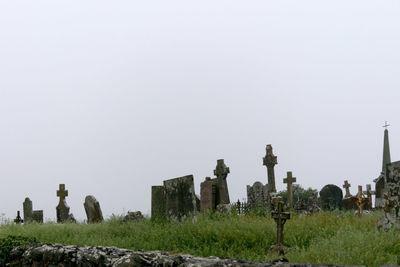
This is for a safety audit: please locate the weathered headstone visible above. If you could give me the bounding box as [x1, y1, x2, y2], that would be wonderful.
[247, 181, 269, 210]
[23, 197, 43, 223]
[56, 184, 72, 223]
[84, 195, 104, 223]
[124, 211, 144, 222]
[343, 180, 352, 198]
[163, 175, 198, 221]
[200, 177, 216, 212]
[283, 171, 296, 209]
[319, 184, 343, 210]
[270, 196, 290, 256]
[363, 184, 375, 210]
[14, 211, 23, 224]
[351, 185, 370, 217]
[263, 144, 277, 193]
[214, 159, 230, 205]
[151, 186, 166, 219]
[376, 161, 400, 230]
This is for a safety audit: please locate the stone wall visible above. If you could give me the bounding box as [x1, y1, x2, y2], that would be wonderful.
[7, 243, 351, 267]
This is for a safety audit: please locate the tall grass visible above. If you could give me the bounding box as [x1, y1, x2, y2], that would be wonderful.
[0, 211, 398, 266]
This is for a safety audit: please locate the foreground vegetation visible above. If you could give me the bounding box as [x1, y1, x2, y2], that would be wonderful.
[0, 211, 399, 266]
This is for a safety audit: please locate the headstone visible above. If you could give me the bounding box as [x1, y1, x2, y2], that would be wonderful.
[376, 161, 400, 231]
[84, 195, 104, 223]
[23, 198, 33, 222]
[151, 185, 166, 219]
[200, 177, 216, 212]
[363, 184, 375, 210]
[263, 144, 277, 193]
[351, 185, 370, 217]
[23, 197, 43, 223]
[319, 184, 343, 210]
[283, 171, 296, 209]
[307, 192, 321, 213]
[56, 184, 72, 223]
[343, 180, 352, 198]
[14, 211, 23, 224]
[214, 159, 230, 204]
[270, 196, 290, 256]
[247, 181, 269, 210]
[163, 175, 198, 221]
[124, 211, 144, 222]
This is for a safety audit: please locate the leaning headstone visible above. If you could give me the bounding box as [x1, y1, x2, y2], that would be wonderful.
[263, 144, 278, 193]
[376, 161, 400, 231]
[56, 184, 73, 223]
[23, 198, 33, 222]
[214, 159, 230, 205]
[84, 195, 104, 223]
[164, 175, 198, 221]
[151, 185, 166, 219]
[319, 184, 343, 210]
[246, 181, 269, 210]
[200, 177, 216, 212]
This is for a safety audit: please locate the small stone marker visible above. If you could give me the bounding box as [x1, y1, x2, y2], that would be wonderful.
[351, 185, 370, 217]
[56, 184, 71, 223]
[214, 159, 230, 205]
[84, 195, 104, 223]
[14, 211, 23, 224]
[283, 171, 296, 209]
[363, 184, 375, 210]
[270, 196, 290, 255]
[151, 185, 166, 219]
[200, 177, 216, 212]
[343, 180, 352, 198]
[263, 144, 278, 193]
[247, 181, 269, 210]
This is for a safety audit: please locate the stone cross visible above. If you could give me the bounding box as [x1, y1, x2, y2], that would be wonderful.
[57, 184, 68, 204]
[263, 144, 277, 193]
[283, 171, 296, 209]
[343, 180, 352, 198]
[14, 211, 23, 224]
[383, 121, 390, 129]
[351, 185, 370, 217]
[363, 184, 375, 210]
[271, 197, 290, 255]
[214, 159, 230, 204]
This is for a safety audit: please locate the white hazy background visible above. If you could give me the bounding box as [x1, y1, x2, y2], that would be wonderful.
[0, 1, 399, 221]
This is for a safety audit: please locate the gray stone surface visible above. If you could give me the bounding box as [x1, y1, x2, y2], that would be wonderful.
[376, 161, 400, 231]
[32, 210, 43, 223]
[23, 197, 43, 223]
[151, 185, 166, 219]
[56, 184, 74, 223]
[163, 175, 198, 220]
[319, 184, 343, 210]
[84, 195, 104, 223]
[343, 180, 352, 198]
[124, 211, 144, 222]
[214, 159, 230, 205]
[200, 177, 216, 212]
[263, 144, 278, 193]
[247, 181, 269, 210]
[283, 172, 296, 209]
[8, 243, 358, 267]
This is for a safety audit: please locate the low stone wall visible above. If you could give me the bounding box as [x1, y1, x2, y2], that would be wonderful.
[7, 243, 354, 267]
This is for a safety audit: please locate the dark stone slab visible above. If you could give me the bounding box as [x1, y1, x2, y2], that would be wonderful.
[200, 177, 216, 212]
[247, 181, 269, 210]
[84, 195, 104, 223]
[320, 184, 343, 210]
[342, 198, 358, 211]
[151, 186, 166, 219]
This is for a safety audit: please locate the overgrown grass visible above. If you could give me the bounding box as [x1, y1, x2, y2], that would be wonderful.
[0, 211, 399, 266]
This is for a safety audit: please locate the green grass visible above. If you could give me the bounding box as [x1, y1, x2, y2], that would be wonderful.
[0, 211, 399, 266]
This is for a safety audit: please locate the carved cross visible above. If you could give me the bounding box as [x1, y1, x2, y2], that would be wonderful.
[263, 144, 278, 193]
[283, 171, 296, 209]
[57, 184, 68, 204]
[351, 185, 370, 217]
[383, 121, 390, 129]
[14, 211, 23, 224]
[214, 159, 230, 179]
[271, 197, 290, 254]
[343, 180, 352, 198]
[213, 159, 230, 204]
[363, 184, 375, 210]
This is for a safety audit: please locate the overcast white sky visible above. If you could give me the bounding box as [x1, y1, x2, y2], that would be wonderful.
[0, 1, 399, 221]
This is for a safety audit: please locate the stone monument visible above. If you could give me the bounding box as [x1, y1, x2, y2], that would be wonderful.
[200, 177, 217, 212]
[375, 123, 391, 208]
[84, 195, 104, 223]
[23, 197, 43, 223]
[319, 184, 343, 210]
[270, 196, 290, 256]
[283, 171, 296, 209]
[151, 186, 166, 219]
[56, 184, 74, 223]
[263, 144, 277, 193]
[214, 159, 230, 205]
[246, 181, 269, 210]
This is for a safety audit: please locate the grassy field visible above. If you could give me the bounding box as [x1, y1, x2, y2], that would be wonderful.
[0, 211, 399, 266]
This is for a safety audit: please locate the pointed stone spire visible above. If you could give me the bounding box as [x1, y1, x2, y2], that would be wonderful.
[382, 121, 391, 174]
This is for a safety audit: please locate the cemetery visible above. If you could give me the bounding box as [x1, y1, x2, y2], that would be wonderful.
[1, 127, 400, 266]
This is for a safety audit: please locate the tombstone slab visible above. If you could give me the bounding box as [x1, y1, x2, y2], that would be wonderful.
[319, 184, 343, 210]
[151, 186, 166, 219]
[200, 177, 216, 212]
[84, 195, 104, 223]
[247, 181, 269, 210]
[56, 184, 72, 223]
[163, 175, 198, 221]
[32, 210, 43, 223]
[23, 198, 33, 222]
[214, 159, 230, 205]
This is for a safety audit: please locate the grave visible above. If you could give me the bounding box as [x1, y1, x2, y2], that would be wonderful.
[151, 186, 166, 219]
[283, 171, 296, 209]
[214, 159, 230, 205]
[343, 180, 352, 198]
[263, 144, 277, 193]
[56, 184, 75, 223]
[270, 196, 290, 256]
[363, 184, 375, 210]
[319, 184, 343, 210]
[376, 161, 400, 230]
[14, 211, 23, 224]
[351, 185, 370, 217]
[84, 195, 104, 223]
[200, 177, 216, 212]
[163, 175, 198, 221]
[246, 181, 269, 210]
[23, 197, 43, 223]
[341, 180, 358, 211]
